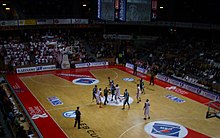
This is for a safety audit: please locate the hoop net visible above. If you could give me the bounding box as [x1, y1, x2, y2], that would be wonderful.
[206, 100, 220, 119]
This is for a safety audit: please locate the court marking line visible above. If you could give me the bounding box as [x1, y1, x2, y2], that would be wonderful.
[118, 121, 151, 138]
[21, 79, 70, 138]
[47, 103, 92, 111]
[23, 68, 119, 87]
[24, 74, 75, 88]
[22, 68, 120, 88]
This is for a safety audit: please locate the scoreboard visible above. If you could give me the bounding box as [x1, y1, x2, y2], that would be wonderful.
[98, 0, 115, 21]
[98, 0, 153, 22]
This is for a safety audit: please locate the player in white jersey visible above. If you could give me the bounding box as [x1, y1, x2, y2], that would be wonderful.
[95, 88, 103, 108]
[143, 99, 150, 120]
[136, 84, 141, 103]
[115, 84, 121, 104]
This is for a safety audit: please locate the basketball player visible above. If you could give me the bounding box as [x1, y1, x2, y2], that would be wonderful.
[115, 84, 121, 104]
[133, 63, 137, 75]
[149, 71, 155, 86]
[122, 89, 130, 110]
[104, 87, 109, 105]
[74, 106, 81, 129]
[92, 85, 98, 102]
[136, 84, 141, 103]
[95, 88, 103, 108]
[140, 78, 145, 94]
[110, 80, 116, 101]
[143, 99, 150, 120]
[108, 77, 111, 86]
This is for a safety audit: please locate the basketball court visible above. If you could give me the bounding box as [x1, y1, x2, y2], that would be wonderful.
[6, 65, 220, 138]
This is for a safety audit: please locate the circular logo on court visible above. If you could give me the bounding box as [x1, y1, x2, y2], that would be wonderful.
[122, 78, 134, 82]
[100, 95, 134, 106]
[72, 78, 99, 85]
[144, 121, 188, 138]
[63, 110, 76, 118]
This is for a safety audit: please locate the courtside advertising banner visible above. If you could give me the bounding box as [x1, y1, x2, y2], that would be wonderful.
[157, 74, 219, 101]
[19, 20, 36, 26]
[37, 19, 53, 25]
[16, 65, 56, 74]
[125, 63, 134, 69]
[72, 19, 88, 24]
[75, 62, 108, 68]
[0, 20, 18, 26]
[53, 19, 71, 24]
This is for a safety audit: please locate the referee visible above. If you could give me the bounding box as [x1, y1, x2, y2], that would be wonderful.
[122, 89, 130, 110]
[74, 106, 81, 129]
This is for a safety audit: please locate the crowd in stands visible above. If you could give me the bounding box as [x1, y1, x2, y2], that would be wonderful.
[84, 31, 220, 93]
[0, 121, 4, 137]
[86, 32, 116, 59]
[0, 30, 95, 72]
[0, 82, 35, 137]
[121, 34, 220, 93]
[0, 29, 220, 93]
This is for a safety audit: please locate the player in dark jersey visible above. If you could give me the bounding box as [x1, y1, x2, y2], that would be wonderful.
[133, 63, 137, 75]
[108, 77, 111, 87]
[110, 80, 116, 101]
[92, 85, 98, 102]
[104, 87, 109, 105]
[140, 78, 145, 94]
[74, 106, 81, 129]
[122, 89, 130, 110]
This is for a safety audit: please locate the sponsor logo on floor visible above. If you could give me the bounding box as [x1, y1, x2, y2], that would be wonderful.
[165, 86, 188, 95]
[12, 83, 24, 93]
[47, 96, 63, 106]
[28, 106, 49, 120]
[72, 78, 99, 85]
[80, 121, 101, 138]
[122, 78, 134, 82]
[144, 121, 188, 138]
[63, 110, 76, 118]
[165, 95, 185, 103]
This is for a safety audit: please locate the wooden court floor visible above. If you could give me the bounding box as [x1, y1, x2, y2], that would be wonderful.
[19, 67, 220, 138]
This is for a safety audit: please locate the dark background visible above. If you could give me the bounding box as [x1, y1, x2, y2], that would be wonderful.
[1, 0, 220, 24]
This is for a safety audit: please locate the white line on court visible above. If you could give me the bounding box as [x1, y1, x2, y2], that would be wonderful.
[27, 74, 74, 87]
[21, 80, 70, 138]
[47, 103, 92, 111]
[118, 121, 151, 138]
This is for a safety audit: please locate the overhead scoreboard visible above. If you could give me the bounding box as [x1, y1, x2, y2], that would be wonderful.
[98, 0, 155, 22]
